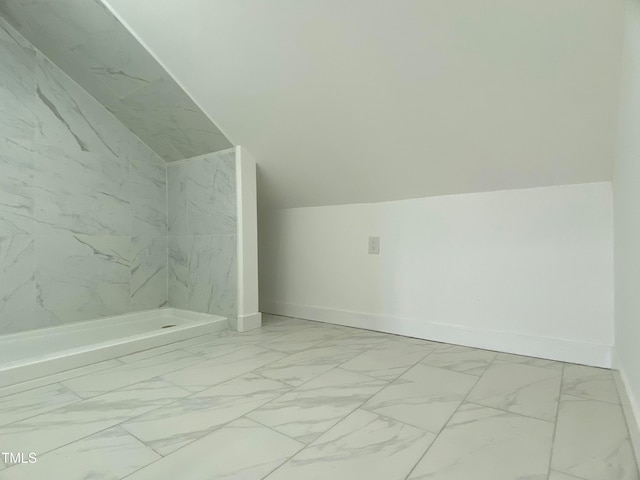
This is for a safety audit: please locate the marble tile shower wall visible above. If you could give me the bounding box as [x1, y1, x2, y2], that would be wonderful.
[0, 18, 168, 334]
[167, 150, 237, 319]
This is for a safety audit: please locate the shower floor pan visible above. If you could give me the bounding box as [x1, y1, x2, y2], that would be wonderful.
[0, 308, 228, 389]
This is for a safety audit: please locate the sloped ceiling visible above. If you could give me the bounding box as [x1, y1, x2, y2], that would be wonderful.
[100, 0, 625, 209]
[0, 0, 231, 161]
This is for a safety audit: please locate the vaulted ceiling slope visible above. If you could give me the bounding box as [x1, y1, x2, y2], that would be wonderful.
[100, 0, 625, 209]
[0, 0, 231, 161]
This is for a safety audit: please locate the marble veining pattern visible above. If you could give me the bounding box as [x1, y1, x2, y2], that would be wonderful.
[0, 235, 35, 333]
[167, 150, 238, 318]
[0, 1, 232, 162]
[0, 139, 35, 235]
[0, 315, 637, 479]
[0, 16, 168, 334]
[0, 37, 36, 142]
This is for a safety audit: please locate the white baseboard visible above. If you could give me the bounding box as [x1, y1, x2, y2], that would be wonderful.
[261, 301, 612, 368]
[231, 312, 262, 333]
[612, 353, 640, 467]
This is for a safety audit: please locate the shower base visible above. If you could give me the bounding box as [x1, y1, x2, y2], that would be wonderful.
[0, 308, 228, 389]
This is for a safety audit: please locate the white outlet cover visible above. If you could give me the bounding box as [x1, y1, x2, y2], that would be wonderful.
[368, 236, 380, 255]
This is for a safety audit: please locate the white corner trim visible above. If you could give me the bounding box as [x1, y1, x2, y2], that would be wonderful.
[234, 312, 262, 333]
[612, 353, 640, 466]
[261, 300, 613, 368]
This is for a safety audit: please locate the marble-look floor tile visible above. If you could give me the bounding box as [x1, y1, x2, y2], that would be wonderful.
[117, 343, 187, 365]
[266, 409, 435, 480]
[125, 418, 303, 480]
[419, 344, 497, 376]
[61, 349, 202, 398]
[200, 327, 290, 348]
[115, 332, 230, 364]
[340, 340, 435, 380]
[551, 394, 639, 480]
[35, 233, 131, 326]
[494, 351, 564, 371]
[0, 426, 159, 479]
[314, 331, 389, 351]
[549, 471, 589, 480]
[362, 363, 477, 433]
[562, 364, 620, 404]
[386, 334, 445, 349]
[0, 359, 122, 397]
[408, 403, 554, 480]
[0, 139, 34, 235]
[263, 326, 348, 354]
[0, 383, 80, 426]
[182, 337, 261, 358]
[248, 368, 387, 444]
[122, 373, 290, 455]
[467, 361, 562, 421]
[0, 378, 189, 458]
[161, 346, 287, 393]
[131, 235, 168, 310]
[256, 345, 359, 387]
[0, 235, 35, 334]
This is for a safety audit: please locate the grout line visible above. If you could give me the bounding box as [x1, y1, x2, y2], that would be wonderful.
[548, 362, 564, 479]
[402, 359, 485, 480]
[1, 320, 597, 477]
[462, 400, 556, 425]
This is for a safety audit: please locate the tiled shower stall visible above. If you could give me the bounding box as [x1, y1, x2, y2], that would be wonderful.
[0, 16, 244, 337]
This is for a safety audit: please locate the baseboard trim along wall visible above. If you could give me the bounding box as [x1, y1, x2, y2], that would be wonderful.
[230, 312, 262, 333]
[612, 354, 640, 466]
[261, 301, 613, 368]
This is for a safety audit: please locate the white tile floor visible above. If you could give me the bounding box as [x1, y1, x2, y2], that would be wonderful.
[0, 314, 637, 480]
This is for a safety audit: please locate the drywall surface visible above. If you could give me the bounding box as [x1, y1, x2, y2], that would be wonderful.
[613, 0, 640, 461]
[260, 182, 614, 366]
[104, 0, 623, 208]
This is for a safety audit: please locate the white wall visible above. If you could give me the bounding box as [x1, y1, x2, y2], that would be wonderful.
[103, 0, 623, 209]
[613, 0, 640, 459]
[260, 182, 614, 367]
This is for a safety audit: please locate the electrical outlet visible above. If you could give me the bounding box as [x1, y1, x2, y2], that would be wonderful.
[368, 236, 380, 255]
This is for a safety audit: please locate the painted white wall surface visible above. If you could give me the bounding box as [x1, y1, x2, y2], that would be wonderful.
[260, 183, 614, 367]
[234, 146, 262, 332]
[103, 0, 623, 209]
[613, 0, 640, 460]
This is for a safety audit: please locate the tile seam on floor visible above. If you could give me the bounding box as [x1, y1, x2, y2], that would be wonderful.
[0, 382, 85, 428]
[547, 362, 565, 479]
[248, 372, 390, 447]
[62, 342, 258, 399]
[117, 415, 308, 480]
[402, 363, 485, 480]
[118, 332, 226, 363]
[117, 373, 300, 456]
[0, 358, 126, 398]
[437, 400, 556, 426]
[263, 407, 437, 480]
[0, 380, 190, 471]
[336, 341, 437, 382]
